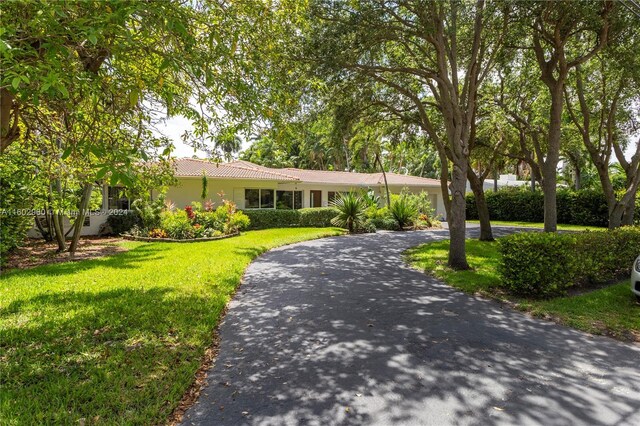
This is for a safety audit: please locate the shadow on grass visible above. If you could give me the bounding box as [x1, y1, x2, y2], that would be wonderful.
[0, 243, 169, 280]
[1, 279, 238, 424]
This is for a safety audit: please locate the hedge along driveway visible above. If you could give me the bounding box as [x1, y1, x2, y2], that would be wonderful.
[0, 228, 343, 425]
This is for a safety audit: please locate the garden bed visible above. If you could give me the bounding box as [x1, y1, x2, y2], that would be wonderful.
[122, 231, 239, 243]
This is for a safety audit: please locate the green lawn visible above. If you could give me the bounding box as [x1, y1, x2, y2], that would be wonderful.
[467, 220, 606, 232]
[406, 239, 639, 341]
[0, 228, 343, 425]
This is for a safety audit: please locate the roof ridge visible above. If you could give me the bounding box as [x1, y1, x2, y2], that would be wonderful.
[230, 160, 300, 181]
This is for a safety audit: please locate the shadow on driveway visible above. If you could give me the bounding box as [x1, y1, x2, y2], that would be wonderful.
[182, 229, 640, 426]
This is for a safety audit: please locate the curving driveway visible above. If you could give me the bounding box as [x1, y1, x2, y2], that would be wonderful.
[182, 228, 640, 426]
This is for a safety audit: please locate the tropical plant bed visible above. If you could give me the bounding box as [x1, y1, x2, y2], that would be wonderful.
[406, 239, 640, 343]
[122, 231, 239, 243]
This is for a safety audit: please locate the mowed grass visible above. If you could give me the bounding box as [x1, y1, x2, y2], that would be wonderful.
[406, 239, 639, 341]
[0, 228, 343, 425]
[467, 220, 606, 232]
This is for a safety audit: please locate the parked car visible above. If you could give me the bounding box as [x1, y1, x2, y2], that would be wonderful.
[633, 255, 640, 302]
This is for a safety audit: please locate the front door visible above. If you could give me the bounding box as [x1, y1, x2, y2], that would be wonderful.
[310, 190, 322, 208]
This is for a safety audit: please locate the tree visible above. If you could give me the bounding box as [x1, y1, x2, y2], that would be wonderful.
[564, 45, 640, 228]
[524, 0, 615, 231]
[301, 0, 509, 269]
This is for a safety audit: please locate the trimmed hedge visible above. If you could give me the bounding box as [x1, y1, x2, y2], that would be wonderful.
[239, 207, 339, 229]
[465, 188, 637, 227]
[299, 207, 339, 227]
[498, 226, 640, 298]
[242, 209, 300, 230]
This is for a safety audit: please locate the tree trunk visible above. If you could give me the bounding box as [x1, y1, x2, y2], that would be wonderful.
[493, 169, 498, 192]
[530, 170, 536, 192]
[541, 84, 563, 233]
[608, 202, 625, 230]
[51, 179, 67, 252]
[622, 201, 635, 226]
[573, 164, 581, 190]
[68, 183, 93, 256]
[447, 160, 470, 270]
[467, 168, 493, 241]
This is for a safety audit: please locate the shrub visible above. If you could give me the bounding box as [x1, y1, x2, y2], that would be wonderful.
[330, 192, 367, 233]
[465, 187, 636, 227]
[241, 209, 301, 229]
[106, 211, 142, 235]
[161, 210, 194, 239]
[390, 195, 419, 229]
[225, 210, 250, 234]
[131, 195, 165, 229]
[299, 207, 339, 227]
[498, 226, 640, 298]
[498, 232, 576, 298]
[370, 217, 400, 231]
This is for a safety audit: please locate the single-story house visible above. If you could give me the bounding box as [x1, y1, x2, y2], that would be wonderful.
[28, 158, 446, 237]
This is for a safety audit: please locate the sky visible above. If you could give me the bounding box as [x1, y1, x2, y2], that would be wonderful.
[157, 115, 637, 163]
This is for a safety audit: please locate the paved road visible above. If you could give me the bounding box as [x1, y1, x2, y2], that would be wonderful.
[182, 228, 640, 426]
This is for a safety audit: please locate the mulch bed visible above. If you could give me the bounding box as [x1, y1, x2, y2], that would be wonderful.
[2, 237, 127, 271]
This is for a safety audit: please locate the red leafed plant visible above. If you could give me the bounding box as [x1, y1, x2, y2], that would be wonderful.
[184, 205, 195, 220]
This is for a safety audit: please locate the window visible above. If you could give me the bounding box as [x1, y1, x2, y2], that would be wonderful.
[276, 190, 303, 210]
[108, 187, 130, 210]
[245, 189, 260, 208]
[328, 191, 337, 204]
[245, 189, 277, 209]
[83, 216, 91, 227]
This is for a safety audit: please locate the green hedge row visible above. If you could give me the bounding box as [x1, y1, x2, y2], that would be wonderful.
[241, 207, 339, 230]
[498, 226, 640, 298]
[466, 189, 639, 227]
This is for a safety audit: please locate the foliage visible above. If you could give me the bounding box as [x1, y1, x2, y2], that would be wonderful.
[131, 195, 165, 230]
[105, 211, 142, 236]
[465, 188, 633, 227]
[330, 192, 367, 233]
[407, 240, 640, 341]
[498, 227, 640, 298]
[0, 228, 342, 424]
[0, 149, 34, 264]
[299, 207, 340, 228]
[160, 210, 194, 240]
[242, 209, 301, 229]
[390, 195, 419, 229]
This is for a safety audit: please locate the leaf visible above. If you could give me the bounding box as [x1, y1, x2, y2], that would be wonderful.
[58, 85, 69, 98]
[88, 33, 98, 45]
[11, 77, 20, 90]
[129, 90, 139, 107]
[61, 147, 73, 160]
[96, 167, 109, 180]
[110, 173, 120, 186]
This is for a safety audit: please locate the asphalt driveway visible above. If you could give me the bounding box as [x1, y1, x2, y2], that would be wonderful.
[182, 228, 640, 426]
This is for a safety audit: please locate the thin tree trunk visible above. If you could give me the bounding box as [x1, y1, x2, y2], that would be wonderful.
[68, 183, 93, 256]
[448, 160, 470, 270]
[467, 168, 493, 241]
[376, 153, 391, 209]
[52, 179, 66, 252]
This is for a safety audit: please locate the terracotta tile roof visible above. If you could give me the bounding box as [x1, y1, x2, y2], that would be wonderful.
[173, 158, 299, 181]
[173, 158, 441, 187]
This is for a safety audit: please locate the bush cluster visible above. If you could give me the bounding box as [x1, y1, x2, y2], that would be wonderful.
[498, 226, 640, 298]
[127, 199, 250, 240]
[0, 157, 33, 265]
[106, 211, 142, 235]
[465, 188, 633, 227]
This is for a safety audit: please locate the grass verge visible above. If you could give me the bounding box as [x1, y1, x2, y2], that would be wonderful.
[467, 220, 606, 232]
[406, 239, 639, 342]
[0, 228, 343, 425]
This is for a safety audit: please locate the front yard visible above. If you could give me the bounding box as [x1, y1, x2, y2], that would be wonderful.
[0, 228, 342, 425]
[406, 239, 640, 342]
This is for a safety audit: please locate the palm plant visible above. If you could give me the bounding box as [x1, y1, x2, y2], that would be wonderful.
[390, 195, 418, 229]
[330, 192, 367, 233]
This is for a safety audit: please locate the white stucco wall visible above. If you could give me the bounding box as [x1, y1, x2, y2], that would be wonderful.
[169, 178, 447, 219]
